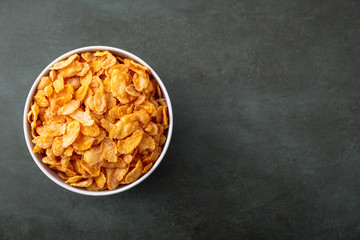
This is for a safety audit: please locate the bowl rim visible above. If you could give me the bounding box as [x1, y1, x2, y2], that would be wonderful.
[23, 46, 173, 196]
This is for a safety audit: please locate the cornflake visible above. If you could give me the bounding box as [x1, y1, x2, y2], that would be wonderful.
[27, 51, 169, 191]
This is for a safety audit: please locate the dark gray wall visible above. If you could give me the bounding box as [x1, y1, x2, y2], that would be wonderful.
[1, 0, 360, 239]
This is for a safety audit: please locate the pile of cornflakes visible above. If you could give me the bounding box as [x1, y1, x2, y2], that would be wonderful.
[27, 51, 169, 191]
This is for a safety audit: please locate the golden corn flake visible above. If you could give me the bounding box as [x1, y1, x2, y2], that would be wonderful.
[51, 137, 65, 156]
[145, 121, 158, 136]
[63, 146, 73, 157]
[32, 134, 54, 149]
[66, 175, 87, 184]
[138, 133, 155, 153]
[124, 59, 149, 74]
[80, 122, 100, 137]
[101, 54, 117, 69]
[142, 162, 153, 174]
[143, 146, 162, 163]
[51, 54, 79, 70]
[27, 51, 169, 191]
[124, 160, 143, 184]
[70, 109, 94, 126]
[84, 146, 103, 166]
[44, 121, 66, 136]
[126, 84, 141, 97]
[73, 134, 95, 151]
[59, 60, 83, 78]
[66, 77, 81, 90]
[117, 130, 143, 155]
[103, 77, 112, 93]
[80, 70, 93, 86]
[93, 91, 107, 113]
[160, 134, 167, 146]
[44, 84, 54, 97]
[94, 129, 106, 145]
[81, 52, 96, 62]
[53, 76, 64, 93]
[74, 84, 89, 102]
[100, 118, 114, 133]
[77, 62, 90, 77]
[106, 168, 120, 190]
[102, 159, 127, 169]
[34, 90, 49, 108]
[28, 102, 40, 138]
[100, 137, 117, 162]
[162, 106, 169, 126]
[62, 121, 80, 148]
[123, 154, 133, 164]
[110, 120, 139, 140]
[38, 76, 52, 90]
[58, 99, 80, 115]
[42, 156, 58, 166]
[81, 159, 101, 177]
[95, 172, 106, 188]
[33, 144, 43, 154]
[70, 178, 93, 188]
[134, 94, 146, 105]
[114, 167, 129, 181]
[133, 72, 149, 92]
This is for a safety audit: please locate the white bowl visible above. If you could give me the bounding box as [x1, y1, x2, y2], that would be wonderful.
[23, 46, 173, 196]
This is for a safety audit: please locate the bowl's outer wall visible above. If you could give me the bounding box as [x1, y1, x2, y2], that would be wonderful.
[23, 46, 173, 196]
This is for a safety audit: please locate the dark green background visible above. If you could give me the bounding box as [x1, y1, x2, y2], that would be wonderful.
[1, 0, 360, 239]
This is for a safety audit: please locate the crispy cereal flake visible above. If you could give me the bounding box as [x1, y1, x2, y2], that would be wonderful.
[27, 51, 169, 191]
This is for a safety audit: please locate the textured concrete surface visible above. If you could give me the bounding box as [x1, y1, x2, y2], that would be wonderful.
[1, 0, 360, 239]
